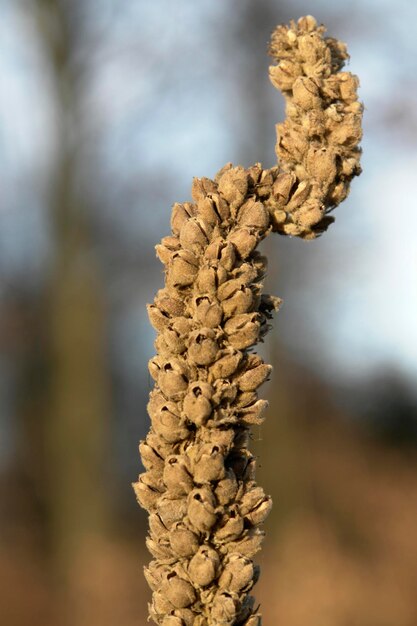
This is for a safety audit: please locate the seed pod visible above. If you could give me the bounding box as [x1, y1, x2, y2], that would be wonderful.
[211, 379, 238, 405]
[147, 303, 171, 332]
[306, 145, 336, 184]
[238, 199, 269, 230]
[228, 228, 258, 259]
[149, 512, 169, 541]
[171, 202, 195, 236]
[214, 505, 244, 542]
[167, 250, 199, 288]
[144, 561, 171, 592]
[139, 440, 164, 473]
[189, 546, 220, 587]
[191, 443, 226, 483]
[211, 591, 237, 626]
[157, 494, 188, 528]
[219, 554, 254, 593]
[188, 328, 218, 366]
[292, 76, 321, 110]
[158, 360, 189, 400]
[162, 616, 183, 626]
[133, 474, 161, 510]
[226, 529, 265, 558]
[155, 327, 186, 356]
[160, 573, 196, 609]
[149, 398, 189, 444]
[237, 363, 272, 392]
[187, 487, 218, 532]
[170, 608, 196, 626]
[240, 485, 273, 526]
[170, 524, 200, 558]
[209, 348, 242, 379]
[215, 469, 238, 505]
[224, 313, 260, 350]
[222, 286, 254, 318]
[146, 535, 173, 560]
[183, 382, 213, 426]
[191, 176, 218, 202]
[163, 455, 193, 496]
[154, 289, 185, 317]
[217, 166, 248, 212]
[238, 399, 269, 426]
[180, 217, 210, 253]
[194, 296, 223, 328]
[146, 430, 178, 460]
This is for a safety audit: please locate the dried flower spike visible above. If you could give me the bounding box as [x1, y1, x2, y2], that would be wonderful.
[135, 15, 362, 625]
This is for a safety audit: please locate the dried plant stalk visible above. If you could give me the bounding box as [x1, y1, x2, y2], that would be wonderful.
[134, 15, 362, 626]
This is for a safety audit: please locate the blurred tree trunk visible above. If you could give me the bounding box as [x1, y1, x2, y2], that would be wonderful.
[32, 0, 111, 612]
[231, 0, 312, 528]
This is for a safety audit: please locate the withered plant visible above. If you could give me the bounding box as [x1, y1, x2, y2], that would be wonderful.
[134, 15, 362, 626]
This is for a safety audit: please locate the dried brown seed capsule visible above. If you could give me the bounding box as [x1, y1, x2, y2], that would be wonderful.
[154, 289, 186, 317]
[171, 202, 195, 236]
[228, 228, 259, 259]
[170, 524, 200, 558]
[170, 608, 196, 626]
[144, 561, 171, 592]
[163, 455, 193, 496]
[161, 616, 183, 626]
[211, 379, 238, 405]
[146, 430, 178, 460]
[146, 535, 173, 560]
[215, 469, 239, 505]
[211, 591, 237, 625]
[214, 505, 244, 542]
[167, 250, 199, 288]
[238, 199, 269, 230]
[222, 285, 254, 318]
[204, 239, 236, 271]
[226, 528, 265, 558]
[149, 512, 169, 540]
[160, 573, 196, 610]
[224, 313, 260, 350]
[147, 303, 171, 332]
[188, 546, 220, 587]
[240, 485, 273, 526]
[219, 554, 255, 593]
[238, 399, 269, 426]
[148, 397, 189, 444]
[158, 360, 189, 400]
[209, 348, 242, 380]
[156, 235, 181, 265]
[217, 166, 248, 213]
[139, 440, 164, 473]
[191, 176, 218, 202]
[133, 474, 161, 510]
[194, 296, 223, 328]
[183, 381, 213, 426]
[187, 487, 218, 532]
[179, 217, 210, 253]
[157, 494, 188, 528]
[191, 443, 226, 483]
[155, 327, 186, 356]
[237, 363, 272, 392]
[188, 328, 219, 366]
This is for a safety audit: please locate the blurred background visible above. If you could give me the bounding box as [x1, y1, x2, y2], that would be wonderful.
[0, 0, 416, 625]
